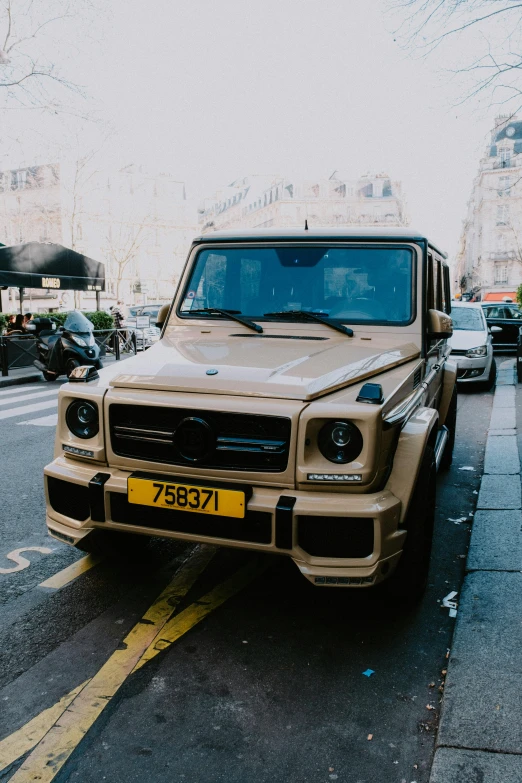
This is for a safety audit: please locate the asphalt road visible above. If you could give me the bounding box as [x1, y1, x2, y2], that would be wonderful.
[0, 381, 493, 783]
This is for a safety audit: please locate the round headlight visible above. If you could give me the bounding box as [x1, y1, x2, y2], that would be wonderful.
[318, 420, 363, 464]
[66, 400, 99, 439]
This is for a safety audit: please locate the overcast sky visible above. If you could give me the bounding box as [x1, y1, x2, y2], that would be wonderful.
[2, 0, 498, 265]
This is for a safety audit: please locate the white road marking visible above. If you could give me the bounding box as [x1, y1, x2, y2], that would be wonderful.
[0, 384, 53, 397]
[0, 388, 58, 407]
[0, 399, 58, 420]
[0, 547, 53, 574]
[18, 413, 58, 427]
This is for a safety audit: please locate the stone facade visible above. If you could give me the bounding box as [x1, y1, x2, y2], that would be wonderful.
[0, 162, 196, 312]
[198, 172, 407, 232]
[66, 164, 196, 307]
[455, 116, 522, 300]
[0, 163, 62, 246]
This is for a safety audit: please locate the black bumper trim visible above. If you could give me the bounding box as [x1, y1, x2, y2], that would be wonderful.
[88, 473, 111, 522]
[275, 495, 296, 549]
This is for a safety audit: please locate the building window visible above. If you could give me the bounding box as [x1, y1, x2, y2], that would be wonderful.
[10, 169, 27, 190]
[498, 176, 511, 196]
[496, 233, 507, 252]
[494, 264, 508, 284]
[497, 204, 509, 225]
[499, 147, 511, 167]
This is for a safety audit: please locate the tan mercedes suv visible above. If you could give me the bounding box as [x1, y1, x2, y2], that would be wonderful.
[44, 227, 456, 599]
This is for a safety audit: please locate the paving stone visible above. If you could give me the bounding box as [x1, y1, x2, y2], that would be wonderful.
[497, 374, 515, 386]
[489, 429, 516, 436]
[430, 748, 522, 783]
[489, 406, 516, 430]
[437, 571, 522, 753]
[493, 387, 516, 408]
[467, 510, 522, 571]
[477, 474, 521, 509]
[484, 435, 520, 474]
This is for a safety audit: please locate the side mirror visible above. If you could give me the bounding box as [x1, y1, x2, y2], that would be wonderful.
[490, 325, 502, 333]
[155, 304, 170, 329]
[428, 309, 453, 339]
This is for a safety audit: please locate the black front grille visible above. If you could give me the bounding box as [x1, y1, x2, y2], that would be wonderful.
[109, 404, 291, 472]
[110, 493, 272, 544]
[450, 349, 467, 356]
[298, 516, 374, 558]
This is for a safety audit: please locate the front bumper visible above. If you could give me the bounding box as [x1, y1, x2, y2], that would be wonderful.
[44, 457, 405, 588]
[454, 354, 490, 383]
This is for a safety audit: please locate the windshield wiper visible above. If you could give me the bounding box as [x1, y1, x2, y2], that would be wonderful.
[187, 308, 263, 333]
[263, 311, 353, 337]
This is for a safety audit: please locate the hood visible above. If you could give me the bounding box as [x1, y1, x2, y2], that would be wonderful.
[108, 329, 420, 401]
[449, 329, 488, 351]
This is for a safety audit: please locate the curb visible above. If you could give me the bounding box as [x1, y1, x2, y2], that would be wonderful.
[430, 358, 522, 781]
[0, 372, 43, 389]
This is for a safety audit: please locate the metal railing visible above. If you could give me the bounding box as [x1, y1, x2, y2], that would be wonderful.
[0, 328, 137, 377]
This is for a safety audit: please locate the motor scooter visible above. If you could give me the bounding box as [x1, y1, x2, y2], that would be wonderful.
[31, 311, 103, 381]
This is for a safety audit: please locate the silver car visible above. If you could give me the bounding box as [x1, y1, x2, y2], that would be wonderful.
[449, 302, 496, 389]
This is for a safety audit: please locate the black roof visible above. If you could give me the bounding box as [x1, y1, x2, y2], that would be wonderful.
[192, 227, 448, 259]
[0, 242, 105, 291]
[495, 121, 522, 142]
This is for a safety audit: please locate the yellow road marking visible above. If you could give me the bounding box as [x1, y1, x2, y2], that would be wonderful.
[7, 546, 217, 782]
[134, 556, 268, 671]
[38, 554, 103, 589]
[0, 681, 90, 773]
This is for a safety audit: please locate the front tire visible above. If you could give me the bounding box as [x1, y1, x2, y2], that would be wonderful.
[381, 445, 436, 604]
[65, 357, 80, 378]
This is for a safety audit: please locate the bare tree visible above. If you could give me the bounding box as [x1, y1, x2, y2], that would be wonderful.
[0, 0, 94, 111]
[391, 0, 522, 112]
[106, 219, 152, 301]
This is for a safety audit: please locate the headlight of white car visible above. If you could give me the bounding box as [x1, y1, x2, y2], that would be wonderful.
[466, 345, 487, 358]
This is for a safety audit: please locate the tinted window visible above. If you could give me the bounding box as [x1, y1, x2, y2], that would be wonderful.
[506, 307, 522, 319]
[180, 245, 415, 325]
[483, 306, 502, 318]
[451, 308, 485, 331]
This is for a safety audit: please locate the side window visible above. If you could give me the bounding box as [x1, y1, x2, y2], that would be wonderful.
[427, 254, 443, 311]
[434, 256, 443, 311]
[427, 254, 435, 310]
[440, 263, 450, 313]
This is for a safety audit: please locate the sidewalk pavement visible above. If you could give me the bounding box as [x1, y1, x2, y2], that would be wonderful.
[0, 351, 135, 388]
[430, 358, 522, 782]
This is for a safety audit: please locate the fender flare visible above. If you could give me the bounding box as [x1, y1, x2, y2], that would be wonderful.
[438, 360, 457, 428]
[384, 406, 439, 524]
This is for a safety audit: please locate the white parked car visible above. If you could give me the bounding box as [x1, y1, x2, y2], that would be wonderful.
[449, 302, 496, 389]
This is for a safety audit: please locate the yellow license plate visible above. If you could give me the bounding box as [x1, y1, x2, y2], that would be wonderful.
[127, 477, 246, 519]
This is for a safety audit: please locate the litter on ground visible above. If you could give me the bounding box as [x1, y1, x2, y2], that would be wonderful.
[362, 669, 375, 677]
[459, 466, 475, 471]
[442, 591, 458, 618]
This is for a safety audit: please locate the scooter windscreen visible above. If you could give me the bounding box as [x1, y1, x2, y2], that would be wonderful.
[64, 311, 95, 347]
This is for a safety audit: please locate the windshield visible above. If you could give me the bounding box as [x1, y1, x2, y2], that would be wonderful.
[179, 245, 415, 325]
[451, 307, 485, 331]
[64, 310, 94, 334]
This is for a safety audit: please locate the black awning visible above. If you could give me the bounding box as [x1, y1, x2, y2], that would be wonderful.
[0, 242, 105, 291]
